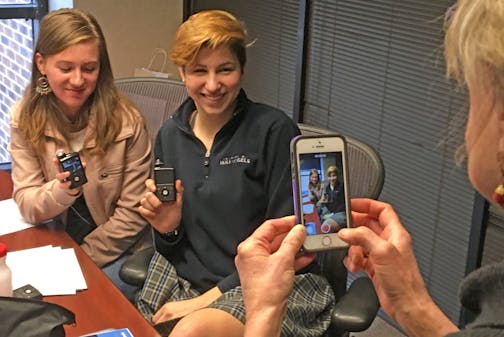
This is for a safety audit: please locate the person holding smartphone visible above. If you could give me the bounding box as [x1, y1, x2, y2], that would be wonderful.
[137, 9, 334, 337]
[236, 1, 504, 336]
[9, 8, 153, 300]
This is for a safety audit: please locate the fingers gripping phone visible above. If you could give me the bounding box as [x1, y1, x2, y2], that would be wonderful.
[56, 151, 87, 189]
[290, 135, 351, 252]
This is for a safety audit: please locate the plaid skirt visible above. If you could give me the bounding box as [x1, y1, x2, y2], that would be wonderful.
[136, 251, 334, 337]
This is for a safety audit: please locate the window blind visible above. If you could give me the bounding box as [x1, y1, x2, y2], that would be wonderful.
[191, 0, 300, 117]
[304, 0, 471, 323]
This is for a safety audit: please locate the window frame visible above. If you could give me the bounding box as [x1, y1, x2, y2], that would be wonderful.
[0, 0, 48, 166]
[0, 0, 47, 20]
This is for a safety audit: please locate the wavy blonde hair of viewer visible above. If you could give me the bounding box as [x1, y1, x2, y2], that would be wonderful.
[444, 0, 504, 98]
[444, 0, 504, 163]
[170, 10, 249, 70]
[17, 8, 142, 156]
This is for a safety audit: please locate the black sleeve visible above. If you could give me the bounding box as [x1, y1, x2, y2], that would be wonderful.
[153, 227, 185, 257]
[263, 119, 301, 219]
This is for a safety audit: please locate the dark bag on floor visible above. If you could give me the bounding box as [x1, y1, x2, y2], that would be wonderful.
[0, 296, 75, 337]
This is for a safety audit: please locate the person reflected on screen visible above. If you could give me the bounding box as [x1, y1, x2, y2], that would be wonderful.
[318, 165, 347, 230]
[308, 168, 324, 205]
[236, 1, 504, 337]
[8, 8, 152, 301]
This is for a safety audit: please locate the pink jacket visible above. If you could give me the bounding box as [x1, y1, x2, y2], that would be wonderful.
[9, 103, 153, 267]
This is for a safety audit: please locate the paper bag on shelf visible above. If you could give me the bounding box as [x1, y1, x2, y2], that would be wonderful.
[134, 48, 171, 78]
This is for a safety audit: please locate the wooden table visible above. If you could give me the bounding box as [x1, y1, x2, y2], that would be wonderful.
[0, 223, 161, 337]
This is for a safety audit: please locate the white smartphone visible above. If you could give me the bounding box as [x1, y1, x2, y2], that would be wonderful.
[290, 134, 351, 252]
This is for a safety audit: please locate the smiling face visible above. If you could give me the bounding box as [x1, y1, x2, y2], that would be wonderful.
[310, 171, 320, 185]
[35, 40, 100, 119]
[328, 172, 338, 186]
[179, 44, 242, 120]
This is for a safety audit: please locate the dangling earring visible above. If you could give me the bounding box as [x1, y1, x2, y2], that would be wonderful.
[36, 74, 52, 95]
[492, 185, 504, 204]
[491, 121, 504, 205]
[492, 156, 504, 205]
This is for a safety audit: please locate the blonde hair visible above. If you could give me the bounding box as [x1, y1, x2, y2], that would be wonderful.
[18, 8, 140, 156]
[444, 0, 504, 163]
[308, 168, 321, 188]
[444, 0, 504, 97]
[326, 166, 338, 177]
[170, 10, 248, 70]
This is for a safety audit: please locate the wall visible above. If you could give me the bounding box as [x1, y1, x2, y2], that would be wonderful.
[74, 0, 183, 79]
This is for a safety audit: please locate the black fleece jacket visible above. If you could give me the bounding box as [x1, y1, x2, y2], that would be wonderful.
[153, 90, 300, 293]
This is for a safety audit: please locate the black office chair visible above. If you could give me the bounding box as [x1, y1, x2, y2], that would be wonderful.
[114, 77, 188, 144]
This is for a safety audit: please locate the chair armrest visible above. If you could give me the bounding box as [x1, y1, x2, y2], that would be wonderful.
[119, 247, 155, 287]
[330, 277, 380, 334]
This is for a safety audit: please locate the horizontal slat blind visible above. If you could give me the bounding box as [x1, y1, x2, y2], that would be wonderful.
[305, 0, 472, 323]
[483, 205, 504, 266]
[191, 0, 299, 117]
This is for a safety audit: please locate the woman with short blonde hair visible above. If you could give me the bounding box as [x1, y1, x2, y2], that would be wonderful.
[137, 9, 333, 337]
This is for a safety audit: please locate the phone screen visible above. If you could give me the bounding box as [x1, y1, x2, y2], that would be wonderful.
[61, 155, 83, 174]
[299, 151, 347, 236]
[154, 167, 174, 183]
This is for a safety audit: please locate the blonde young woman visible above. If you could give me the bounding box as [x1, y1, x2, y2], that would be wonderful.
[308, 168, 324, 204]
[236, 1, 504, 337]
[9, 8, 152, 300]
[137, 9, 334, 337]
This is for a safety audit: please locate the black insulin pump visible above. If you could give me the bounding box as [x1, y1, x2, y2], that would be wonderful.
[154, 159, 175, 202]
[56, 151, 88, 189]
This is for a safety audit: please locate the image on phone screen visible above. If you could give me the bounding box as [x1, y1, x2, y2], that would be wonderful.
[299, 151, 347, 236]
[61, 155, 83, 174]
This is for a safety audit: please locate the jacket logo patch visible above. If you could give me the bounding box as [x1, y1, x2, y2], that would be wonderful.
[220, 155, 251, 166]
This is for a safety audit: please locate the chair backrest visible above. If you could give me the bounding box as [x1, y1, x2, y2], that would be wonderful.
[114, 77, 188, 143]
[297, 123, 385, 301]
[297, 123, 384, 200]
[0, 170, 13, 201]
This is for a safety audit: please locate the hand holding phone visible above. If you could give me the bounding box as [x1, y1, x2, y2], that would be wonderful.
[290, 135, 351, 252]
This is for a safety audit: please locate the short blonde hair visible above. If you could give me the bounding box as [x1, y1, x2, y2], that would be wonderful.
[326, 166, 338, 177]
[170, 10, 248, 70]
[444, 0, 504, 96]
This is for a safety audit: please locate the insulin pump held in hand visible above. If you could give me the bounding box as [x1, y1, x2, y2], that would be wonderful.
[56, 151, 88, 189]
[154, 159, 176, 202]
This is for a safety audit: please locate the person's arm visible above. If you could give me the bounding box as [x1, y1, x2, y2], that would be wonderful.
[235, 216, 315, 337]
[139, 122, 184, 236]
[10, 119, 78, 223]
[338, 198, 459, 337]
[139, 179, 183, 234]
[151, 286, 223, 324]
